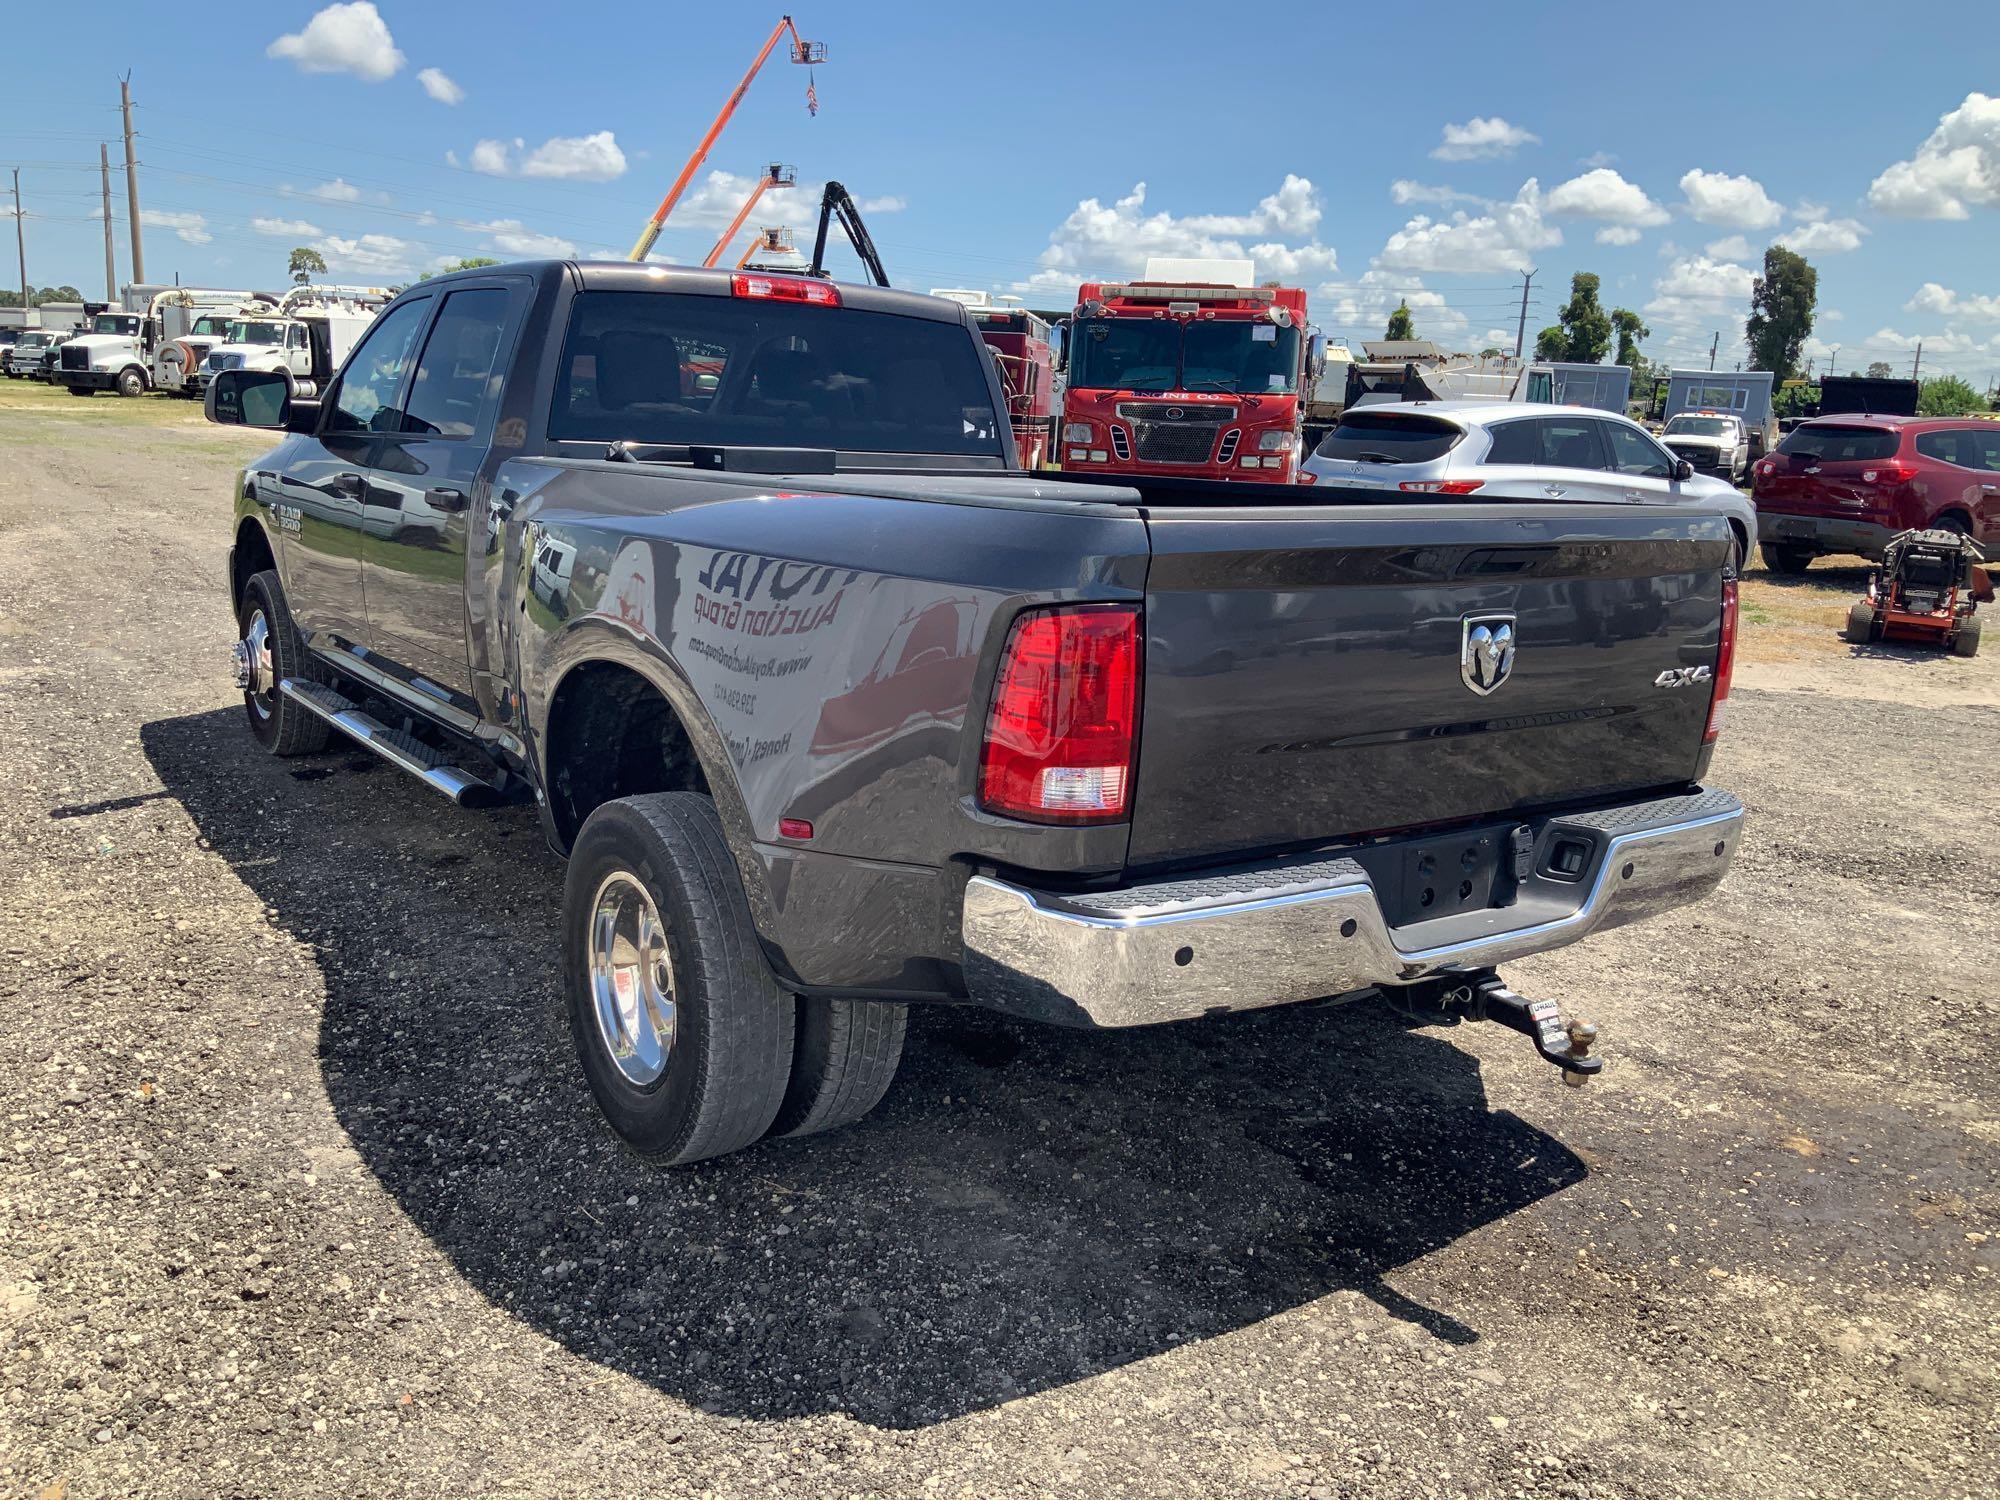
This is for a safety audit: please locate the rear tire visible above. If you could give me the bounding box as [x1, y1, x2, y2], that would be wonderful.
[1953, 616, 1982, 657]
[238, 570, 331, 755]
[64, 385, 96, 398]
[562, 792, 794, 1165]
[769, 998, 907, 1140]
[1764, 544, 1814, 576]
[1843, 599, 1879, 645]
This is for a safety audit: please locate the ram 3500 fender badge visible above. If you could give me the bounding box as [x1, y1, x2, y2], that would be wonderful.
[1461, 614, 1517, 696]
[1654, 664, 1713, 688]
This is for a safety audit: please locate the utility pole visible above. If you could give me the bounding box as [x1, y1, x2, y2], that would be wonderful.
[1828, 345, 1839, 377]
[120, 74, 144, 286]
[99, 144, 117, 301]
[10, 168, 27, 315]
[1512, 268, 1536, 360]
[1910, 342, 1922, 383]
[1708, 331, 1719, 370]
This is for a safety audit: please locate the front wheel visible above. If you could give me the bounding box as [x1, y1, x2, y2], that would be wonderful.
[1843, 599, 1879, 644]
[237, 570, 331, 755]
[562, 792, 795, 1165]
[115, 367, 146, 398]
[1764, 544, 1814, 576]
[1953, 616, 1982, 657]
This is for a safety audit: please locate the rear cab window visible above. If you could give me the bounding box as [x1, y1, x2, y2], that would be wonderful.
[548, 290, 1005, 459]
[1777, 424, 1900, 463]
[1312, 411, 1464, 463]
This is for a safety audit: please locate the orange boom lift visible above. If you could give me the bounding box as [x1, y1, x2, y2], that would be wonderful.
[701, 164, 797, 268]
[627, 16, 825, 261]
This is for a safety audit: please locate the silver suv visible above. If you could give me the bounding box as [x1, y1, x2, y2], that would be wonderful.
[1304, 401, 1748, 511]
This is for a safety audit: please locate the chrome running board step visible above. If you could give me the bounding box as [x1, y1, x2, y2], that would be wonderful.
[279, 678, 506, 808]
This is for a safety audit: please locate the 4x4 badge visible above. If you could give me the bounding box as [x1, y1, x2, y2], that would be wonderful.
[1461, 614, 1517, 696]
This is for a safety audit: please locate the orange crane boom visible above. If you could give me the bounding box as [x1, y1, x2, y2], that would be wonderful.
[627, 15, 824, 261]
[702, 163, 796, 268]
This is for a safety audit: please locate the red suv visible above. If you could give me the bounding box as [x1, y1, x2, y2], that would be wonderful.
[1751, 416, 2000, 574]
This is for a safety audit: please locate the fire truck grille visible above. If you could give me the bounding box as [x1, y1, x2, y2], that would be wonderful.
[1131, 422, 1218, 464]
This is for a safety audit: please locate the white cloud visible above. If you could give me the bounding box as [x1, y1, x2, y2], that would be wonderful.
[1545, 168, 1670, 226]
[858, 195, 907, 215]
[314, 233, 414, 277]
[1390, 180, 1487, 207]
[1014, 177, 1338, 293]
[1792, 199, 1830, 224]
[461, 132, 627, 182]
[1432, 117, 1539, 162]
[1678, 169, 1784, 229]
[284, 177, 386, 205]
[1704, 234, 1754, 261]
[1581, 151, 1618, 170]
[1376, 179, 1560, 275]
[1645, 254, 1756, 325]
[1868, 92, 2000, 219]
[1316, 270, 1468, 339]
[1859, 325, 1990, 357]
[1907, 282, 2000, 321]
[267, 2, 404, 82]
[1595, 226, 1643, 246]
[462, 217, 577, 258]
[143, 209, 211, 245]
[1775, 218, 1868, 254]
[417, 67, 463, 105]
[252, 217, 323, 237]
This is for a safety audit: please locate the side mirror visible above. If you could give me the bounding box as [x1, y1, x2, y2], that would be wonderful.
[1674, 457, 1695, 482]
[206, 368, 294, 430]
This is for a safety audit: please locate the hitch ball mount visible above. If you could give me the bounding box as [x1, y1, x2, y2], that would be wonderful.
[1408, 970, 1602, 1086]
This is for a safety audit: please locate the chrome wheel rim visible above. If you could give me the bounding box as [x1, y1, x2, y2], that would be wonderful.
[241, 609, 274, 720]
[587, 871, 677, 1086]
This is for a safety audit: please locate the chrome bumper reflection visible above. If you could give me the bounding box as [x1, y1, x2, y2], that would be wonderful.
[960, 791, 1744, 1029]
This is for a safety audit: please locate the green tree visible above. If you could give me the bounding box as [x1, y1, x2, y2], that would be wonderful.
[1917, 375, 1990, 416]
[1745, 246, 1816, 383]
[417, 257, 501, 280]
[1477, 346, 1503, 358]
[1773, 383, 1819, 420]
[1384, 301, 1415, 341]
[1611, 307, 1649, 367]
[1864, 360, 1893, 379]
[288, 246, 328, 286]
[1545, 272, 1612, 364]
[0, 285, 85, 307]
[1533, 325, 1566, 361]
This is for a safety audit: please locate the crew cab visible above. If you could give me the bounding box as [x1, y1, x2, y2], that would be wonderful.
[1752, 415, 2000, 572]
[203, 260, 1746, 1166]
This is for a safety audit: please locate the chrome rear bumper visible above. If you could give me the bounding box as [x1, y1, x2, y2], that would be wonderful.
[960, 789, 1743, 1029]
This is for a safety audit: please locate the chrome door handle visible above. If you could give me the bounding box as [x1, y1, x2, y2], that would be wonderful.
[427, 485, 468, 512]
[328, 471, 364, 498]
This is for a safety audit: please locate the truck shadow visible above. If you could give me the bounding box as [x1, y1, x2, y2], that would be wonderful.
[141, 707, 1587, 1430]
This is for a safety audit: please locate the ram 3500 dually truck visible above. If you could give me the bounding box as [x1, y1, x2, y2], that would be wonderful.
[205, 261, 1746, 1167]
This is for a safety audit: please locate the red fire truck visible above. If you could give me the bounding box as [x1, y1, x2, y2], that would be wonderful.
[932, 290, 1058, 469]
[1060, 258, 1312, 482]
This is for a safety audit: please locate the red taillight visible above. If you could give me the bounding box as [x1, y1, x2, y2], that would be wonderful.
[1296, 469, 1318, 485]
[979, 605, 1140, 824]
[1860, 462, 1918, 485]
[1754, 459, 1777, 479]
[1398, 479, 1484, 495]
[1705, 576, 1738, 744]
[730, 273, 840, 307]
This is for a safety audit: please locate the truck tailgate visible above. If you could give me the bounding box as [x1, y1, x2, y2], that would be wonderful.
[1130, 502, 1730, 868]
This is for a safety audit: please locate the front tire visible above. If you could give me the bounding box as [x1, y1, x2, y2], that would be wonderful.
[1953, 616, 1982, 657]
[1843, 599, 1879, 644]
[237, 570, 331, 755]
[115, 367, 146, 398]
[1764, 543, 1814, 576]
[562, 793, 794, 1165]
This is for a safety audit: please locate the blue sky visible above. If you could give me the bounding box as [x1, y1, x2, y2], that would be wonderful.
[6, 2, 2000, 382]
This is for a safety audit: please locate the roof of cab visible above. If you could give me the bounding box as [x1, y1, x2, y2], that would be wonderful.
[412, 259, 969, 324]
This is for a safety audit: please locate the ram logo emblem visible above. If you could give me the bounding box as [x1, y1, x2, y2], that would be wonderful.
[1460, 614, 1517, 696]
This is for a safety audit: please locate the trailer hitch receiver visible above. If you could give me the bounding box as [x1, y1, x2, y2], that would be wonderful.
[1418, 970, 1602, 1085]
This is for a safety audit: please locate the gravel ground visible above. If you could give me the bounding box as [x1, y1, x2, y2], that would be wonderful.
[2, 386, 1996, 1498]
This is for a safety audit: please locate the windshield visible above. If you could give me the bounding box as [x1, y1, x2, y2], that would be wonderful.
[1666, 417, 1734, 437]
[90, 314, 140, 336]
[190, 315, 234, 336]
[1070, 317, 1301, 395]
[549, 291, 1006, 458]
[20, 333, 52, 349]
[226, 320, 287, 346]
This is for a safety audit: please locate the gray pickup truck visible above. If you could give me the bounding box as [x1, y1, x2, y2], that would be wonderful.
[206, 261, 1746, 1166]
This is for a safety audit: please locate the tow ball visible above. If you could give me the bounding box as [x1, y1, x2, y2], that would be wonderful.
[1399, 970, 1602, 1086]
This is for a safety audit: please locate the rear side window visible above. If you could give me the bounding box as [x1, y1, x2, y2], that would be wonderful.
[549, 290, 1005, 457]
[1915, 427, 2000, 472]
[1486, 417, 1608, 470]
[1313, 411, 1463, 463]
[1778, 424, 1899, 462]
